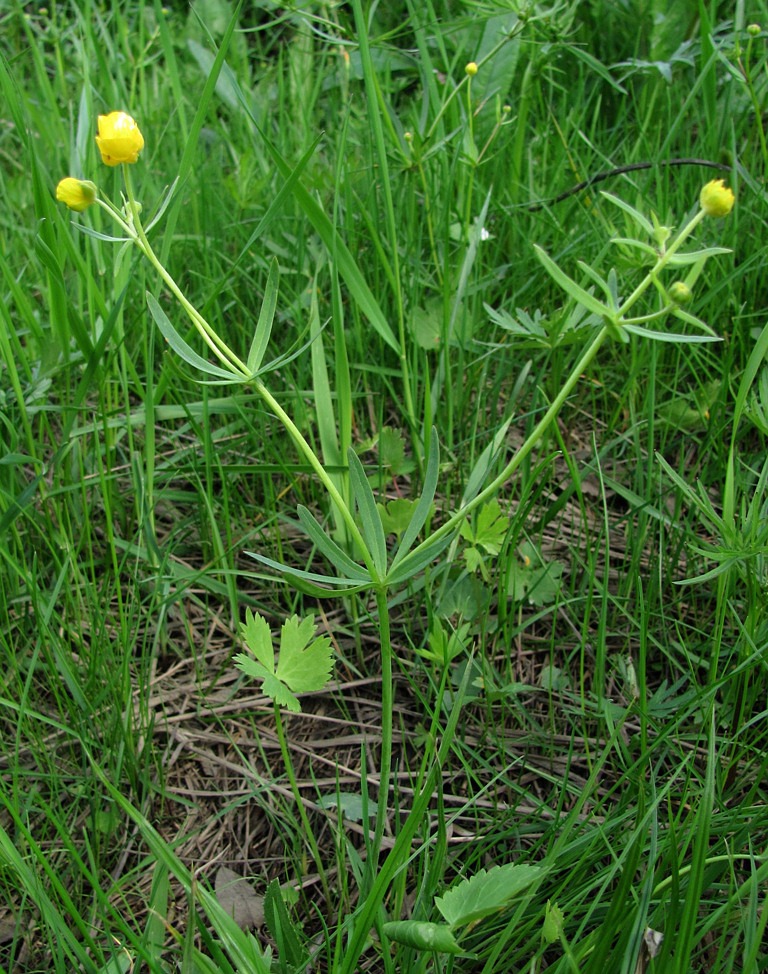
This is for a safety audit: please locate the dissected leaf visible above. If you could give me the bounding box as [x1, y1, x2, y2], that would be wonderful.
[435, 863, 542, 928]
[239, 610, 273, 672]
[409, 302, 442, 350]
[460, 500, 507, 555]
[377, 497, 422, 537]
[377, 427, 412, 477]
[275, 615, 334, 693]
[234, 611, 334, 713]
[506, 543, 564, 606]
[215, 867, 264, 930]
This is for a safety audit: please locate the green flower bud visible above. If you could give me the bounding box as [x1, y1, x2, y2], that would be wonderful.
[669, 281, 692, 305]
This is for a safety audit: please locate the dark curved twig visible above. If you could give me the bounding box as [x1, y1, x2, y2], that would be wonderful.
[526, 158, 731, 212]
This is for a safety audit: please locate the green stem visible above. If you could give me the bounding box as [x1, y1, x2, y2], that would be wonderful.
[273, 703, 330, 903]
[121, 167, 251, 378]
[252, 378, 377, 579]
[410, 323, 612, 560]
[617, 208, 706, 319]
[371, 586, 394, 862]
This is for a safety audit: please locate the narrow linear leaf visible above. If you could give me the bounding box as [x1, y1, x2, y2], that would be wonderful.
[348, 448, 387, 577]
[392, 426, 440, 565]
[245, 550, 368, 590]
[622, 324, 720, 343]
[534, 246, 613, 319]
[385, 533, 454, 586]
[297, 506, 371, 581]
[462, 417, 513, 506]
[247, 258, 280, 374]
[600, 192, 655, 235]
[263, 880, 308, 969]
[147, 293, 242, 380]
[216, 70, 399, 351]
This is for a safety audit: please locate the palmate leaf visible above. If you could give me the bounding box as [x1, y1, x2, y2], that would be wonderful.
[234, 611, 334, 713]
[276, 615, 333, 693]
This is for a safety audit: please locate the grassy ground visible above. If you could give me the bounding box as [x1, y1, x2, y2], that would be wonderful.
[1, 1, 768, 972]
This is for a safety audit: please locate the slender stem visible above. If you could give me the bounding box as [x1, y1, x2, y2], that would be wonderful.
[121, 167, 251, 378]
[617, 209, 706, 319]
[273, 703, 330, 903]
[371, 586, 393, 861]
[252, 378, 377, 579]
[410, 323, 612, 560]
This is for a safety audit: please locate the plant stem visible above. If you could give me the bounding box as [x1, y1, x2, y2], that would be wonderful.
[273, 703, 330, 903]
[409, 323, 612, 560]
[252, 378, 377, 579]
[121, 166, 251, 378]
[371, 586, 394, 863]
[617, 208, 706, 319]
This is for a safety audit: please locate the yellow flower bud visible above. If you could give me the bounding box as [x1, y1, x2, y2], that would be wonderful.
[465, 61, 478, 77]
[668, 281, 692, 305]
[95, 111, 145, 166]
[55, 177, 97, 212]
[699, 179, 735, 218]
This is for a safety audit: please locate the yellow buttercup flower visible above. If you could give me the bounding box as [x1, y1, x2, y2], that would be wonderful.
[55, 177, 97, 212]
[95, 111, 145, 166]
[699, 179, 735, 218]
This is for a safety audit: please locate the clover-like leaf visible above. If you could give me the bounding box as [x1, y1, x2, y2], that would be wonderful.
[234, 611, 334, 713]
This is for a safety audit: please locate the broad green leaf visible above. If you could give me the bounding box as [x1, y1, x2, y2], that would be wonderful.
[435, 863, 542, 928]
[316, 793, 378, 822]
[474, 499, 507, 553]
[534, 246, 614, 320]
[377, 427, 411, 477]
[234, 611, 334, 712]
[506, 544, 564, 606]
[409, 302, 442, 350]
[275, 615, 334, 693]
[377, 498, 422, 537]
[239, 609, 273, 671]
[463, 547, 486, 577]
